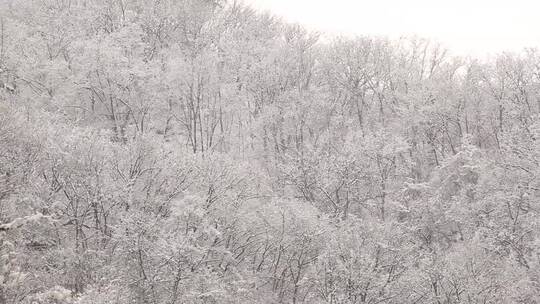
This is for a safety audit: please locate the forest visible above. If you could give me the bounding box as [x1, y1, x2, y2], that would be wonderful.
[0, 0, 539, 303]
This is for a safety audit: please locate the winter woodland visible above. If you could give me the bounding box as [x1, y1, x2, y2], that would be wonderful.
[0, 1, 539, 303]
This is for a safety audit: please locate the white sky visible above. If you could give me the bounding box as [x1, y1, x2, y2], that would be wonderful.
[244, 0, 540, 57]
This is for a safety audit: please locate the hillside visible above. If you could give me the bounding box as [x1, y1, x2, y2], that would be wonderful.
[0, 1, 539, 303]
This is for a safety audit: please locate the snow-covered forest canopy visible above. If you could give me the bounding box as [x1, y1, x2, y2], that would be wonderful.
[0, 0, 539, 303]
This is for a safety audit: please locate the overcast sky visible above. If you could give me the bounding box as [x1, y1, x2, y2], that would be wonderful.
[244, 0, 540, 57]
